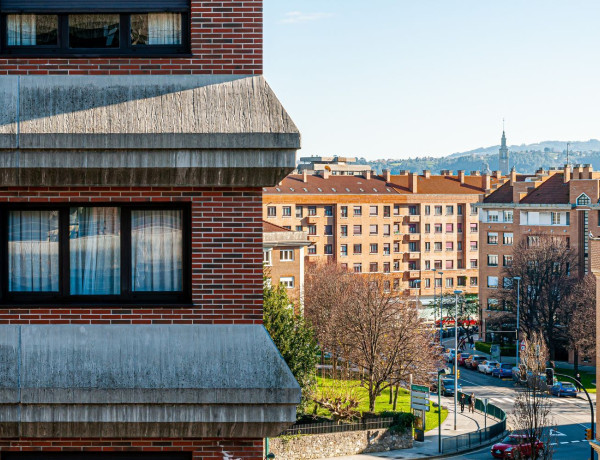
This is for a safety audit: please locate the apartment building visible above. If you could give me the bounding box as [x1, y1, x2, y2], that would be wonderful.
[0, 1, 300, 459]
[263, 221, 310, 302]
[479, 165, 600, 360]
[264, 169, 503, 309]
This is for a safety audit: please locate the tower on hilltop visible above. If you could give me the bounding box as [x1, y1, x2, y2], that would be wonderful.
[499, 128, 509, 175]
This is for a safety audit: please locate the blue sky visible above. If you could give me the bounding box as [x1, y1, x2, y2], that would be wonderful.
[264, 1, 600, 160]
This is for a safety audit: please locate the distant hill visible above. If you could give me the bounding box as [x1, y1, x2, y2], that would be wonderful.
[360, 140, 600, 174]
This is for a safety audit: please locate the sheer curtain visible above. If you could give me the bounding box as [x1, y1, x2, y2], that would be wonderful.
[70, 207, 121, 295]
[7, 14, 37, 46]
[148, 13, 181, 45]
[9, 210, 59, 292]
[132, 210, 182, 292]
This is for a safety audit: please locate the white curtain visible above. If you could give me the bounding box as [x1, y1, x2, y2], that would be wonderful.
[9, 210, 59, 292]
[70, 207, 121, 295]
[148, 13, 182, 45]
[7, 14, 37, 46]
[132, 210, 182, 292]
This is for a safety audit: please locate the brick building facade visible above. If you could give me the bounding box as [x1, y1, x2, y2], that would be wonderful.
[264, 170, 503, 314]
[0, 2, 299, 460]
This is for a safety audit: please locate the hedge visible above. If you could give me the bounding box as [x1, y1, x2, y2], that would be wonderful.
[475, 342, 516, 357]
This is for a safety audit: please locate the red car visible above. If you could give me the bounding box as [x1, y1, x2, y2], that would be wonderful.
[458, 352, 473, 366]
[491, 434, 544, 459]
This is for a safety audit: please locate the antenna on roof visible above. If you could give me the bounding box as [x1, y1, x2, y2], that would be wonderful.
[566, 142, 570, 165]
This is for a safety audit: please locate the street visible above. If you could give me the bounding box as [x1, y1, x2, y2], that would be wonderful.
[442, 365, 596, 460]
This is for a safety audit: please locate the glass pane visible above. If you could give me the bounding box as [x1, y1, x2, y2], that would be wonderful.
[132, 210, 182, 292]
[70, 207, 121, 295]
[69, 14, 120, 48]
[9, 210, 59, 292]
[6, 14, 58, 46]
[131, 13, 182, 45]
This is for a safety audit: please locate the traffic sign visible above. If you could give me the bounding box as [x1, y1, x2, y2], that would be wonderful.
[520, 343, 525, 351]
[411, 395, 429, 405]
[411, 403, 430, 412]
[411, 384, 430, 394]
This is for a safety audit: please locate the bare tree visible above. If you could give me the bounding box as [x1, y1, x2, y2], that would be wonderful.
[565, 275, 596, 377]
[512, 332, 554, 460]
[500, 234, 578, 359]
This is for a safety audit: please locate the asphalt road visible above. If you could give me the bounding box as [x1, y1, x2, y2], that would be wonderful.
[442, 365, 596, 460]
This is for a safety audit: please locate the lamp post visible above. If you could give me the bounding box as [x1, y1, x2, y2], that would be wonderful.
[513, 276, 521, 366]
[453, 289, 462, 431]
[438, 271, 444, 346]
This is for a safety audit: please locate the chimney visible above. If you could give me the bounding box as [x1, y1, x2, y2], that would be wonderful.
[510, 167, 517, 185]
[494, 170, 501, 179]
[482, 173, 491, 191]
[563, 164, 571, 183]
[364, 170, 371, 180]
[583, 164, 593, 179]
[302, 170, 308, 183]
[458, 170, 465, 184]
[423, 169, 431, 179]
[470, 171, 481, 176]
[322, 169, 330, 179]
[382, 168, 391, 182]
[409, 172, 418, 193]
[574, 164, 584, 179]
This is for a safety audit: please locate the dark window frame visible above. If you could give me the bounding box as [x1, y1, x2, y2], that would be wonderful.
[0, 203, 191, 305]
[0, 11, 190, 57]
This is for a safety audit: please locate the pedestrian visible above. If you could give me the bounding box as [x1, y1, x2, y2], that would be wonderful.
[469, 393, 475, 413]
[460, 393, 465, 413]
[576, 373, 582, 391]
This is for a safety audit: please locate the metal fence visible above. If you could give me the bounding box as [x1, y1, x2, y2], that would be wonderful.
[279, 417, 395, 436]
[441, 392, 507, 453]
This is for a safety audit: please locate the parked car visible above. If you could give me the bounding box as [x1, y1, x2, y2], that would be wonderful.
[478, 360, 500, 374]
[441, 378, 461, 396]
[464, 355, 486, 369]
[550, 381, 578, 397]
[492, 363, 514, 379]
[458, 352, 473, 366]
[491, 434, 544, 459]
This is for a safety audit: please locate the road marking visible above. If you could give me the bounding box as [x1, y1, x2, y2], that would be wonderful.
[549, 429, 567, 436]
[560, 441, 570, 444]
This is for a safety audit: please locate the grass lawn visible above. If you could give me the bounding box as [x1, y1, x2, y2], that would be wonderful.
[554, 367, 596, 394]
[313, 376, 448, 431]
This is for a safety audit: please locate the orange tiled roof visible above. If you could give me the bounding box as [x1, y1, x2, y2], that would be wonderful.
[388, 175, 500, 194]
[263, 220, 292, 233]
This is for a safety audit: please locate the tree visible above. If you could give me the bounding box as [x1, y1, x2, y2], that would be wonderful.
[565, 275, 596, 377]
[500, 234, 578, 359]
[263, 280, 320, 415]
[438, 292, 480, 346]
[512, 332, 554, 460]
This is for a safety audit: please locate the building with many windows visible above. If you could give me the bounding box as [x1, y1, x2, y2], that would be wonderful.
[264, 169, 504, 310]
[479, 164, 600, 361]
[0, 1, 300, 459]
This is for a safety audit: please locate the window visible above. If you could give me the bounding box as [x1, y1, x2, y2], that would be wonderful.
[340, 206, 348, 218]
[503, 255, 513, 267]
[577, 193, 591, 206]
[425, 224, 431, 233]
[445, 278, 454, 288]
[434, 206, 442, 215]
[280, 249, 294, 261]
[324, 225, 333, 236]
[353, 244, 362, 255]
[340, 225, 348, 237]
[457, 223, 463, 233]
[393, 260, 400, 271]
[487, 276, 498, 288]
[295, 225, 303, 231]
[457, 276, 466, 287]
[263, 249, 272, 266]
[383, 206, 390, 218]
[267, 206, 276, 217]
[353, 263, 362, 273]
[370, 224, 378, 235]
[470, 259, 477, 269]
[282, 206, 291, 217]
[487, 232, 498, 244]
[445, 260, 454, 269]
[470, 223, 478, 233]
[487, 298, 499, 310]
[280, 276, 294, 288]
[2, 11, 188, 55]
[4, 205, 187, 303]
[424, 205, 431, 215]
[394, 278, 401, 290]
[434, 242, 442, 252]
[503, 232, 513, 245]
[434, 260, 442, 270]
[457, 241, 462, 251]
[487, 211, 499, 222]
[446, 205, 454, 215]
[282, 226, 291, 230]
[393, 242, 400, 253]
[425, 242, 431, 252]
[308, 225, 317, 235]
[324, 244, 333, 255]
[308, 206, 317, 216]
[383, 224, 391, 236]
[408, 205, 418, 215]
[370, 262, 378, 273]
[435, 278, 442, 287]
[527, 235, 540, 247]
[470, 241, 478, 250]
[296, 206, 303, 218]
[370, 205, 378, 216]
[434, 224, 442, 233]
[340, 263, 348, 270]
[353, 225, 362, 236]
[370, 243, 378, 254]
[446, 223, 454, 233]
[424, 260, 431, 270]
[383, 262, 391, 273]
[353, 206, 362, 216]
[408, 224, 417, 234]
[383, 280, 390, 293]
[457, 205, 463, 215]
[551, 212, 560, 225]
[393, 223, 400, 234]
[383, 243, 391, 255]
[470, 204, 478, 215]
[324, 206, 333, 217]
[308, 245, 317, 255]
[503, 210, 513, 222]
[408, 242, 417, 252]
[340, 244, 348, 256]
[393, 205, 401, 216]
[488, 254, 498, 267]
[470, 277, 478, 287]
[446, 241, 453, 251]
[457, 259, 463, 269]
[503, 277, 513, 289]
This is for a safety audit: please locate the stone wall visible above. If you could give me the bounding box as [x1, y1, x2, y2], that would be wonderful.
[269, 428, 412, 460]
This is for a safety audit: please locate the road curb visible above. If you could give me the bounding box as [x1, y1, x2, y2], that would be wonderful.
[415, 430, 508, 459]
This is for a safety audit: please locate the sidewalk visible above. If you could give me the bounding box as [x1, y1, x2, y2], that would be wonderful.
[315, 404, 495, 460]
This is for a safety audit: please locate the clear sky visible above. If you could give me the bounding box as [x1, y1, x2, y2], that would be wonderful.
[264, 1, 600, 160]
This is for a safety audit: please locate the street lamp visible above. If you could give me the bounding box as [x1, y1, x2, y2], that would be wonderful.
[453, 289, 462, 431]
[513, 276, 521, 366]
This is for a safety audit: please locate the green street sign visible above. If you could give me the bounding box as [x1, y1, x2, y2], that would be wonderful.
[411, 384, 430, 393]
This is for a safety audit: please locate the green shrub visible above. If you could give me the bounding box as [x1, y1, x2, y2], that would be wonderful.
[475, 342, 516, 357]
[475, 342, 491, 354]
[378, 411, 416, 432]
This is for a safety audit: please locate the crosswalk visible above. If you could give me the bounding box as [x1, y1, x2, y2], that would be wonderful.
[489, 396, 581, 406]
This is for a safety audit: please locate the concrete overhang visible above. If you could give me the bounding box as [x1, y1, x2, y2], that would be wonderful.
[0, 75, 300, 187]
[0, 324, 301, 438]
[263, 231, 311, 248]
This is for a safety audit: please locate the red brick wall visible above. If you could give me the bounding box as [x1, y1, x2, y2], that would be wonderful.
[0, 439, 263, 460]
[0, 186, 263, 325]
[0, 1, 263, 75]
